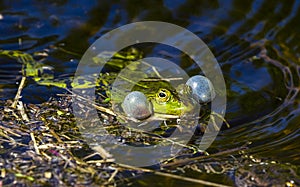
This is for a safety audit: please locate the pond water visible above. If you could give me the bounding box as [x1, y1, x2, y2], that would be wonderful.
[0, 0, 299, 186]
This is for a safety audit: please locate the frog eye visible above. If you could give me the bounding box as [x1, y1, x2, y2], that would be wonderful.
[158, 92, 166, 98]
[156, 89, 171, 104]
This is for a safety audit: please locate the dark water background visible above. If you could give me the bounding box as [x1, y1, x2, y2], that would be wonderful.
[0, 0, 300, 186]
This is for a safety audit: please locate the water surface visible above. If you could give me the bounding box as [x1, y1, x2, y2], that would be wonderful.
[0, 0, 299, 185]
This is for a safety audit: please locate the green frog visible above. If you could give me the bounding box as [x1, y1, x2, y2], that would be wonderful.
[119, 79, 198, 120]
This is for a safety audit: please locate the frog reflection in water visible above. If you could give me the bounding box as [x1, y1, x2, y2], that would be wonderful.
[0, 49, 215, 120]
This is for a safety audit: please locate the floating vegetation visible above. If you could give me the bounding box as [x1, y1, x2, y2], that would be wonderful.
[0, 94, 299, 186]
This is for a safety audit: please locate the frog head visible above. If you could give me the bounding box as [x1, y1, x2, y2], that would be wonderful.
[124, 79, 196, 119]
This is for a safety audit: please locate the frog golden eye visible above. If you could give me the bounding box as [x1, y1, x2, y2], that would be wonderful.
[156, 89, 171, 104]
